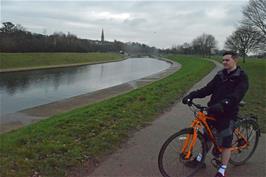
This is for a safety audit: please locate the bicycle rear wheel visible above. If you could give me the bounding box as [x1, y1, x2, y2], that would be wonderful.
[158, 128, 206, 177]
[230, 118, 260, 166]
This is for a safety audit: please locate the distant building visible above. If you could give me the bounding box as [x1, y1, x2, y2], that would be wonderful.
[101, 29, 104, 42]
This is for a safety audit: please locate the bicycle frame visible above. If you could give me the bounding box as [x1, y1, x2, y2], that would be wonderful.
[181, 111, 249, 160]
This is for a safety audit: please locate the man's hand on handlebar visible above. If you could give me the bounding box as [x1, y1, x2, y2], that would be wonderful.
[182, 96, 208, 112]
[182, 95, 193, 105]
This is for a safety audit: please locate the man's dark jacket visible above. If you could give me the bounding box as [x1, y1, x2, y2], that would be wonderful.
[188, 66, 249, 121]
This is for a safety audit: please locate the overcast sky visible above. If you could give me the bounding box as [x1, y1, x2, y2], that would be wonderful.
[1, 0, 249, 49]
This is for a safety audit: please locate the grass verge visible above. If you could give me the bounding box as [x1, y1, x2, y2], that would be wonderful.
[0, 55, 214, 177]
[0, 52, 124, 70]
[238, 59, 266, 132]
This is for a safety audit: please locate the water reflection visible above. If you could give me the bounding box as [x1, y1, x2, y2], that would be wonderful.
[0, 67, 87, 95]
[0, 58, 170, 115]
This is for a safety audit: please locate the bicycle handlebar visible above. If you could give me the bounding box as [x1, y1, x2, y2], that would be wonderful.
[186, 99, 207, 111]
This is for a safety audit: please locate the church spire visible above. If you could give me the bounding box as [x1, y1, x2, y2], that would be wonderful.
[101, 29, 104, 42]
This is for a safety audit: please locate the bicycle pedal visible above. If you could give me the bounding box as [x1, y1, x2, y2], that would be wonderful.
[211, 158, 222, 169]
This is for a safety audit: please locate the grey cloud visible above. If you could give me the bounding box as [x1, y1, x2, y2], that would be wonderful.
[1, 0, 248, 49]
[123, 18, 147, 27]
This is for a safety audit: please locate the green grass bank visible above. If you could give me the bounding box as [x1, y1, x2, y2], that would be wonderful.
[238, 59, 266, 132]
[0, 55, 214, 177]
[0, 52, 124, 70]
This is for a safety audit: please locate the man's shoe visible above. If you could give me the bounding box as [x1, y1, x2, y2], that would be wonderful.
[214, 172, 225, 177]
[184, 159, 206, 168]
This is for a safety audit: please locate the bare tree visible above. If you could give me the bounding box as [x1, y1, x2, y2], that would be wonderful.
[192, 33, 217, 57]
[0, 22, 16, 33]
[181, 42, 193, 55]
[225, 25, 262, 62]
[242, 0, 266, 35]
[0, 22, 26, 33]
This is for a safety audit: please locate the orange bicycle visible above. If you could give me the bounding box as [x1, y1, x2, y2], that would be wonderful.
[158, 101, 260, 177]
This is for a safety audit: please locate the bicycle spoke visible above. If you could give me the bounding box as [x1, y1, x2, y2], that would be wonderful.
[247, 127, 255, 140]
[169, 143, 178, 153]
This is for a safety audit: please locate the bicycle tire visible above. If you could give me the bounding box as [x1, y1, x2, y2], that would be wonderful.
[158, 128, 206, 177]
[229, 118, 260, 166]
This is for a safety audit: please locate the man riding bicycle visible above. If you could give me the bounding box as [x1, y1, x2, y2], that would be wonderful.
[182, 51, 249, 177]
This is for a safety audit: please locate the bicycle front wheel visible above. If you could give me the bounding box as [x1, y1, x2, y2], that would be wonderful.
[230, 118, 260, 166]
[158, 128, 206, 177]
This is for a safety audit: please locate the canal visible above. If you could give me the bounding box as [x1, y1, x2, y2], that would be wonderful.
[0, 57, 171, 116]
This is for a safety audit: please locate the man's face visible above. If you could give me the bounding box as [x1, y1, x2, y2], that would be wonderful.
[222, 54, 237, 70]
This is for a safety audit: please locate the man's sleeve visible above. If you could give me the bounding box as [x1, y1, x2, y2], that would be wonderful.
[188, 75, 217, 98]
[222, 73, 249, 109]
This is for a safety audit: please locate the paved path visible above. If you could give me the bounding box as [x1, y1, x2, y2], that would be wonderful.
[90, 60, 266, 177]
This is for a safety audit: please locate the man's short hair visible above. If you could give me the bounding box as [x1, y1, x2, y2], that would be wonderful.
[223, 51, 238, 59]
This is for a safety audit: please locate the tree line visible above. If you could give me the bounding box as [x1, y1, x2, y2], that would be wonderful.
[162, 33, 219, 57]
[0, 22, 157, 55]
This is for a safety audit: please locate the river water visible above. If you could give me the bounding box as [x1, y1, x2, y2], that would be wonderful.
[0, 58, 171, 116]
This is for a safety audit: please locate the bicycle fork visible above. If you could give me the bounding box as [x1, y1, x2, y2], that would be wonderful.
[181, 128, 198, 160]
